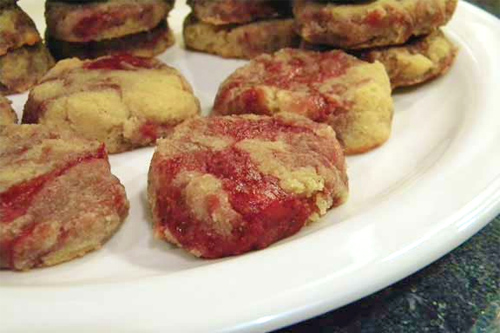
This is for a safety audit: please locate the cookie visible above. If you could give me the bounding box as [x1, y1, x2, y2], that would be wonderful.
[46, 20, 174, 60]
[0, 4, 41, 56]
[148, 113, 348, 258]
[358, 29, 457, 88]
[0, 125, 129, 271]
[294, 0, 458, 49]
[0, 43, 55, 95]
[45, 0, 174, 43]
[213, 48, 393, 155]
[183, 14, 300, 59]
[23, 54, 200, 153]
[0, 94, 16, 125]
[187, 0, 291, 25]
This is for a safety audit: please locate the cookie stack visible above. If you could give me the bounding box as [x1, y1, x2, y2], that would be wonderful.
[184, 0, 300, 59]
[45, 0, 176, 60]
[0, 1, 54, 94]
[294, 0, 459, 88]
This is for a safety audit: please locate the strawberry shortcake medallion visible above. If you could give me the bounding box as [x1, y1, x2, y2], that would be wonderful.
[22, 54, 200, 153]
[0, 125, 129, 271]
[213, 48, 393, 154]
[148, 113, 349, 259]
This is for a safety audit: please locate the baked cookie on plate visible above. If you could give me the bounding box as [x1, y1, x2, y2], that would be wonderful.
[148, 113, 348, 258]
[23, 54, 200, 153]
[0, 94, 16, 125]
[0, 125, 129, 271]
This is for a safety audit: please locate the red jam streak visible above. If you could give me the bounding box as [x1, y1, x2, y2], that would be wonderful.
[84, 54, 154, 70]
[0, 145, 107, 224]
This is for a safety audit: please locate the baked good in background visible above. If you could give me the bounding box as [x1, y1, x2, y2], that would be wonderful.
[45, 0, 175, 60]
[46, 20, 175, 60]
[357, 30, 458, 89]
[0, 3, 54, 94]
[148, 113, 348, 258]
[183, 15, 299, 59]
[0, 94, 16, 125]
[213, 48, 393, 155]
[187, 0, 289, 25]
[22, 54, 200, 154]
[293, 0, 458, 49]
[184, 0, 299, 59]
[0, 125, 129, 271]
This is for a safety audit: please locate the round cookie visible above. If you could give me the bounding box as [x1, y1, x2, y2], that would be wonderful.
[293, 0, 458, 49]
[45, 0, 174, 43]
[23, 54, 201, 154]
[0, 43, 55, 95]
[46, 20, 175, 60]
[183, 14, 300, 59]
[187, 0, 291, 25]
[0, 125, 129, 271]
[0, 4, 41, 56]
[358, 29, 457, 88]
[0, 94, 16, 125]
[213, 48, 393, 155]
[148, 113, 349, 259]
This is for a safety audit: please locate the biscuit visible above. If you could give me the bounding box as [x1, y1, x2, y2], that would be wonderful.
[214, 48, 393, 155]
[0, 125, 129, 271]
[46, 20, 174, 60]
[187, 0, 291, 25]
[0, 4, 40, 56]
[148, 113, 348, 258]
[0, 94, 16, 125]
[358, 29, 457, 88]
[294, 0, 458, 49]
[0, 43, 55, 95]
[23, 54, 201, 153]
[183, 14, 300, 59]
[45, 0, 174, 43]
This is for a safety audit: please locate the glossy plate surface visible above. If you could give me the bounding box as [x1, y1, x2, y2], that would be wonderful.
[1, 1, 500, 332]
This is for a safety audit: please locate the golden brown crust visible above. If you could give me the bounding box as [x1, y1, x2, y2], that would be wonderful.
[293, 0, 458, 49]
[183, 14, 300, 59]
[0, 125, 129, 271]
[0, 4, 41, 56]
[46, 20, 174, 60]
[45, 0, 173, 42]
[0, 94, 16, 125]
[22, 54, 200, 154]
[0, 43, 55, 95]
[358, 29, 458, 88]
[187, 0, 291, 25]
[213, 48, 393, 155]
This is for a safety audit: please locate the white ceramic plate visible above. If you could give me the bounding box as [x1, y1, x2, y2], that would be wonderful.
[1, 1, 500, 332]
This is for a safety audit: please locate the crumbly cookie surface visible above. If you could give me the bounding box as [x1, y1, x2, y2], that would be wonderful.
[293, 0, 458, 49]
[0, 125, 129, 271]
[148, 113, 348, 258]
[358, 29, 457, 88]
[183, 14, 300, 59]
[46, 20, 175, 60]
[45, 0, 174, 42]
[0, 42, 55, 95]
[0, 4, 41, 56]
[187, 0, 291, 25]
[0, 94, 16, 125]
[23, 54, 200, 153]
[214, 48, 393, 154]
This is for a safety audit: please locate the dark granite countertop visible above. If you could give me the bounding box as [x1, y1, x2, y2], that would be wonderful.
[276, 2, 500, 332]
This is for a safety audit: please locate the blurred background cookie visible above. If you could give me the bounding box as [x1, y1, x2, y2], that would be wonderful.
[45, 0, 175, 60]
[148, 113, 348, 259]
[0, 94, 16, 125]
[0, 3, 53, 94]
[0, 124, 129, 271]
[23, 54, 200, 153]
[213, 48, 393, 155]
